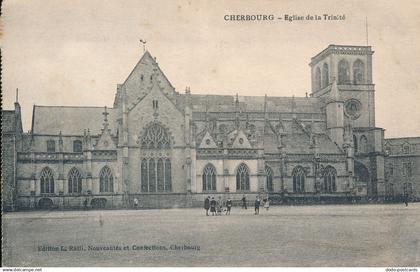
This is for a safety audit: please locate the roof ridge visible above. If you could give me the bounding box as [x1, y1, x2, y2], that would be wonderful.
[385, 136, 420, 140]
[34, 105, 115, 109]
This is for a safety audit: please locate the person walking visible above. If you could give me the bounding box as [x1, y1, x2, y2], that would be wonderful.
[83, 198, 88, 210]
[226, 197, 232, 215]
[404, 194, 409, 207]
[133, 198, 139, 210]
[254, 196, 261, 215]
[241, 194, 247, 209]
[204, 196, 210, 216]
[210, 197, 217, 216]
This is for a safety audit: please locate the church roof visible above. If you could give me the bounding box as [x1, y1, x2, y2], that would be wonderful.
[189, 94, 322, 113]
[384, 137, 420, 145]
[264, 132, 342, 154]
[32, 105, 117, 136]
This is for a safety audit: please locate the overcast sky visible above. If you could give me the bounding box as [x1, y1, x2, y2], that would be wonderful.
[2, 0, 420, 138]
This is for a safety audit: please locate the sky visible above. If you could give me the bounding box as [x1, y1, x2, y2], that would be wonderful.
[1, 0, 420, 138]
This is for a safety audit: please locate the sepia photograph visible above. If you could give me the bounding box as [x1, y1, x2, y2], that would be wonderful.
[1, 0, 420, 269]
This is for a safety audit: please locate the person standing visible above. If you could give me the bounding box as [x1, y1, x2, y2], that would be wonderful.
[133, 198, 139, 210]
[210, 197, 217, 216]
[264, 197, 270, 211]
[83, 198, 88, 211]
[217, 196, 223, 215]
[254, 196, 261, 215]
[226, 197, 232, 215]
[204, 196, 210, 216]
[241, 194, 247, 209]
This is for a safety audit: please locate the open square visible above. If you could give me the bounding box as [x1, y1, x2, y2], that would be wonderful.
[3, 203, 420, 267]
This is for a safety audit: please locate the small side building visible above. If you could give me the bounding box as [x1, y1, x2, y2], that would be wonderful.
[384, 137, 420, 201]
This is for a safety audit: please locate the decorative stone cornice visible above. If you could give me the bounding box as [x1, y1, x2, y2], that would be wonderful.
[310, 45, 373, 67]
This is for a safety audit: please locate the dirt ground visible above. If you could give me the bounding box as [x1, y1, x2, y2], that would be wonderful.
[3, 203, 420, 266]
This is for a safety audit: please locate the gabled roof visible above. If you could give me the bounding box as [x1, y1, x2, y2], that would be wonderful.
[122, 51, 178, 110]
[198, 131, 218, 148]
[231, 130, 252, 149]
[32, 105, 117, 136]
[123, 51, 174, 89]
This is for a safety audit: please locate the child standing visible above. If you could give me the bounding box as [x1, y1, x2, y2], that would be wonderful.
[264, 198, 270, 211]
[254, 196, 260, 215]
[226, 198, 232, 215]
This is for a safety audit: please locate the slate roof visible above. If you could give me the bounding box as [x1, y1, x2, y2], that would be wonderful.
[32, 106, 117, 135]
[384, 137, 420, 145]
[264, 132, 342, 154]
[190, 94, 322, 113]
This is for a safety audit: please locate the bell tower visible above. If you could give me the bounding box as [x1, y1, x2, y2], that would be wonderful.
[309, 45, 385, 199]
[309, 44, 374, 129]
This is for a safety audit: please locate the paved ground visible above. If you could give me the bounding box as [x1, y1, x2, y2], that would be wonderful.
[3, 203, 420, 267]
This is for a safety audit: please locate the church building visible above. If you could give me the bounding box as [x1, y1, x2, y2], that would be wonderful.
[2, 44, 419, 210]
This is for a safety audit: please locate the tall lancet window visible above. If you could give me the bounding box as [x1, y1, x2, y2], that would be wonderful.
[338, 59, 350, 84]
[99, 166, 114, 193]
[68, 167, 82, 194]
[265, 166, 274, 192]
[202, 164, 217, 191]
[292, 166, 306, 193]
[140, 122, 172, 193]
[40, 167, 55, 194]
[236, 163, 250, 191]
[140, 158, 172, 192]
[353, 59, 365, 84]
[323, 166, 337, 193]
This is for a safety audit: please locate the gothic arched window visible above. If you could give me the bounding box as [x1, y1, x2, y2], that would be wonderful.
[236, 163, 250, 191]
[359, 135, 368, 153]
[315, 67, 321, 90]
[40, 167, 55, 194]
[141, 158, 172, 192]
[322, 63, 329, 87]
[323, 166, 337, 193]
[68, 167, 82, 193]
[353, 59, 365, 84]
[265, 166, 274, 192]
[338, 59, 350, 84]
[202, 164, 217, 191]
[73, 140, 83, 152]
[141, 123, 170, 149]
[292, 166, 305, 193]
[99, 166, 113, 193]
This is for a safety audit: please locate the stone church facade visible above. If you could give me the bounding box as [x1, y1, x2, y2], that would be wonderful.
[2, 44, 419, 210]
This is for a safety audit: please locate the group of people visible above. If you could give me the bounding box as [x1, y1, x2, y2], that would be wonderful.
[204, 194, 270, 216]
[204, 196, 233, 216]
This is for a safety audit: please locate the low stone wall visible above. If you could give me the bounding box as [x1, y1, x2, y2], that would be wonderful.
[16, 194, 125, 210]
[14, 192, 418, 211]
